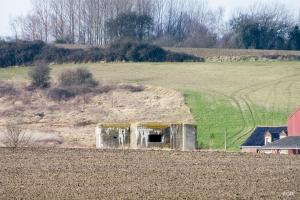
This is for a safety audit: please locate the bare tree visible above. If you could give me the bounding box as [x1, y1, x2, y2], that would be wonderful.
[10, 0, 296, 49]
[152, 0, 166, 37]
[32, 0, 51, 42]
[21, 14, 42, 41]
[8, 0, 214, 45]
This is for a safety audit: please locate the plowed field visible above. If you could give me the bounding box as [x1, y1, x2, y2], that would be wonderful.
[0, 148, 299, 199]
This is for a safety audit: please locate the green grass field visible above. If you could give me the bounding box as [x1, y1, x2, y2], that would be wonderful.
[185, 91, 288, 150]
[2, 61, 300, 150]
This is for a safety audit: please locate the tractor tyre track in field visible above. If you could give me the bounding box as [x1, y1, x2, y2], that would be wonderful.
[232, 78, 285, 145]
[196, 89, 248, 148]
[228, 73, 300, 147]
[286, 80, 298, 116]
[186, 72, 300, 149]
[194, 89, 247, 138]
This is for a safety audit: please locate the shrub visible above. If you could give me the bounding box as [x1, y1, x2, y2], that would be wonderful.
[59, 68, 98, 88]
[35, 46, 72, 63]
[3, 123, 32, 148]
[28, 62, 51, 88]
[65, 49, 86, 63]
[81, 48, 105, 63]
[107, 41, 204, 62]
[67, 48, 105, 63]
[49, 68, 98, 101]
[107, 41, 167, 62]
[0, 48, 15, 67]
[105, 42, 130, 61]
[126, 43, 167, 62]
[15, 41, 45, 65]
[35, 47, 105, 64]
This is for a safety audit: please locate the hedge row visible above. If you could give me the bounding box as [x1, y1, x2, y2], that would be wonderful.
[0, 40, 204, 67]
[0, 40, 45, 67]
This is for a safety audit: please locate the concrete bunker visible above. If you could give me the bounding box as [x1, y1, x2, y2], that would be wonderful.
[96, 122, 197, 151]
[96, 123, 131, 149]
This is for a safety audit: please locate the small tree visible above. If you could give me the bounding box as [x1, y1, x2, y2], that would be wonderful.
[28, 62, 51, 88]
[107, 12, 153, 41]
[3, 123, 31, 148]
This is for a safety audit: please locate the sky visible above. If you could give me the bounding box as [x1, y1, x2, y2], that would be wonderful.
[0, 0, 299, 37]
[0, 0, 32, 36]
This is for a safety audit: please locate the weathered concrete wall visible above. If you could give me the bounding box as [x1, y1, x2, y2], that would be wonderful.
[182, 124, 197, 151]
[96, 122, 197, 151]
[170, 124, 183, 150]
[129, 123, 138, 150]
[133, 123, 171, 149]
[96, 124, 130, 149]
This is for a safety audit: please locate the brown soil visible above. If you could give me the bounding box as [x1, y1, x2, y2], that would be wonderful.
[0, 85, 193, 148]
[0, 148, 299, 199]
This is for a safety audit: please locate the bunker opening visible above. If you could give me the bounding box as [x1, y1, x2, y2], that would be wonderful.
[148, 134, 163, 143]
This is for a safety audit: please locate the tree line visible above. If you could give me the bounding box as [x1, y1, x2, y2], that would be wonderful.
[9, 0, 300, 50]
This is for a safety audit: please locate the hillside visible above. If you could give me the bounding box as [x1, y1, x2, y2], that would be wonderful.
[0, 84, 192, 148]
[0, 148, 299, 199]
[1, 61, 300, 150]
